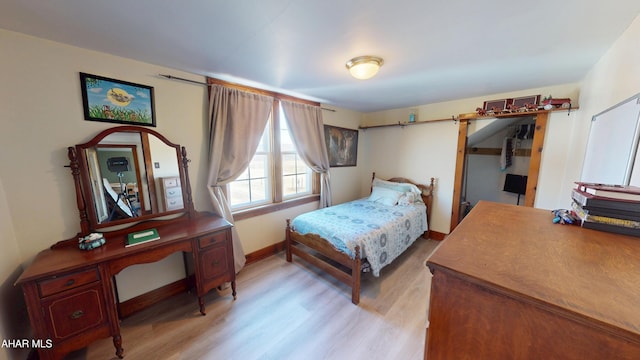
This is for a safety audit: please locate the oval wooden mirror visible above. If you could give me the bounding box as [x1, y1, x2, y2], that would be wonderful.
[69, 126, 194, 233]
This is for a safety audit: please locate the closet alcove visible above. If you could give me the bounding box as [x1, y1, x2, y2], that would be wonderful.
[460, 116, 535, 219]
[450, 110, 553, 230]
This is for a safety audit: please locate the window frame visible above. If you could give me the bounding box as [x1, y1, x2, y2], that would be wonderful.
[207, 78, 322, 220]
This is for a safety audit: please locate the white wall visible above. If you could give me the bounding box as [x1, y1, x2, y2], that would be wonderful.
[0, 29, 364, 302]
[359, 120, 458, 234]
[549, 14, 640, 211]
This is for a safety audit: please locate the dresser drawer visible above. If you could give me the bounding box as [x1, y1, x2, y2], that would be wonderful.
[38, 268, 100, 298]
[166, 197, 184, 210]
[198, 231, 227, 249]
[163, 177, 180, 187]
[165, 186, 182, 198]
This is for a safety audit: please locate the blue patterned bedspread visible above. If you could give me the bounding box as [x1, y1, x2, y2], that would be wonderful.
[291, 198, 428, 276]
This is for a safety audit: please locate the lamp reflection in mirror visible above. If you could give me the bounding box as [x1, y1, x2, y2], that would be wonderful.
[345, 56, 384, 80]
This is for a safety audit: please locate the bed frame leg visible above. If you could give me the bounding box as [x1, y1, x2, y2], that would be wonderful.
[285, 219, 292, 262]
[352, 246, 361, 305]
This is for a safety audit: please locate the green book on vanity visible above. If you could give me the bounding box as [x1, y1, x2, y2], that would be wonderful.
[126, 228, 160, 247]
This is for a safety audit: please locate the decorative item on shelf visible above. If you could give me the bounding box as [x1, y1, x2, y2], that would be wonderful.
[491, 106, 504, 115]
[512, 95, 541, 110]
[525, 103, 539, 111]
[475, 107, 487, 116]
[504, 103, 521, 113]
[78, 232, 105, 250]
[409, 108, 418, 123]
[482, 98, 513, 113]
[542, 96, 571, 110]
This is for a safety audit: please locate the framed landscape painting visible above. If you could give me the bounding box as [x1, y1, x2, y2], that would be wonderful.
[80, 72, 156, 126]
[324, 125, 358, 167]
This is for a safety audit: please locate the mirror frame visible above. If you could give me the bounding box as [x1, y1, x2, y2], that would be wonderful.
[69, 125, 194, 234]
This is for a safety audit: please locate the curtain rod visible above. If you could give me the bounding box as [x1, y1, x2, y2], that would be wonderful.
[159, 74, 208, 86]
[159, 73, 336, 112]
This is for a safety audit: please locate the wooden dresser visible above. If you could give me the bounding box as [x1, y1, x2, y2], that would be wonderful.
[425, 201, 640, 359]
[16, 214, 235, 360]
[160, 176, 184, 211]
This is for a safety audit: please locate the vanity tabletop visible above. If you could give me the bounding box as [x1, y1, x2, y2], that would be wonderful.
[16, 213, 231, 284]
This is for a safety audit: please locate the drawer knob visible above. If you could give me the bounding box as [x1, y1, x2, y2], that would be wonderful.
[70, 310, 84, 319]
[212, 260, 220, 267]
[65, 279, 75, 287]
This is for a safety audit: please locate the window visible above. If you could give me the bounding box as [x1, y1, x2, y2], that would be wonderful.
[227, 124, 271, 208]
[280, 118, 312, 199]
[228, 103, 316, 211]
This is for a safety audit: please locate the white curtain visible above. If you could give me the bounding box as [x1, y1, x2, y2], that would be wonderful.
[207, 84, 274, 272]
[280, 100, 332, 208]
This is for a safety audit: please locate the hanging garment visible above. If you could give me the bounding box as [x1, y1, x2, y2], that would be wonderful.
[500, 137, 513, 171]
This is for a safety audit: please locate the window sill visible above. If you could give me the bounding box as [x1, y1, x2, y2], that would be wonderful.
[232, 194, 320, 221]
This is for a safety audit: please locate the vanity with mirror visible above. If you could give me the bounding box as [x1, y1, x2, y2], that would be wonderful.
[16, 126, 236, 360]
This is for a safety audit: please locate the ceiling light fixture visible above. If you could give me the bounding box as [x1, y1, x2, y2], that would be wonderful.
[345, 56, 384, 80]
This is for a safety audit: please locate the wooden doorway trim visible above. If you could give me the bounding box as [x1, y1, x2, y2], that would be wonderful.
[450, 119, 469, 232]
[449, 112, 549, 232]
[523, 112, 548, 207]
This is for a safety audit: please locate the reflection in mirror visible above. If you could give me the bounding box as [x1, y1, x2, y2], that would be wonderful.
[81, 130, 184, 228]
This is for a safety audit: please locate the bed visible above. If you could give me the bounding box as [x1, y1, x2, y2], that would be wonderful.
[285, 173, 435, 304]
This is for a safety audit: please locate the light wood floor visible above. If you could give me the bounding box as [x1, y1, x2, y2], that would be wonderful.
[69, 238, 441, 360]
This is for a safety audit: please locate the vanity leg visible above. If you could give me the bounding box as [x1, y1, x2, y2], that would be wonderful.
[198, 297, 206, 316]
[113, 334, 124, 359]
[231, 280, 237, 300]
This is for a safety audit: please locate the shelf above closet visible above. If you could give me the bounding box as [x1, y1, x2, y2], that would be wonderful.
[459, 106, 577, 120]
[359, 107, 577, 130]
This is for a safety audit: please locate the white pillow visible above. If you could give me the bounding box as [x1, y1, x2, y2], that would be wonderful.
[368, 186, 403, 206]
[372, 177, 422, 195]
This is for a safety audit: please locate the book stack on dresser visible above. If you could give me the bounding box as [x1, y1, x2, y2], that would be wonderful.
[571, 182, 640, 236]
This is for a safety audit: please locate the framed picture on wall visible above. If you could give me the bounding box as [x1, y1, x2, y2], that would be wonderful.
[324, 125, 358, 167]
[483, 98, 512, 111]
[512, 95, 541, 108]
[79, 72, 156, 126]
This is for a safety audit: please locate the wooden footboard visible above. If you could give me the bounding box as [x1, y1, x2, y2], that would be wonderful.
[285, 219, 362, 304]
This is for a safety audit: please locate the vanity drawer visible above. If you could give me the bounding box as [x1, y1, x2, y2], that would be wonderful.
[198, 231, 228, 249]
[200, 245, 229, 281]
[38, 268, 100, 298]
[42, 284, 107, 340]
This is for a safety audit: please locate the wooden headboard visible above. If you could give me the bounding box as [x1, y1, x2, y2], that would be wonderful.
[371, 172, 435, 234]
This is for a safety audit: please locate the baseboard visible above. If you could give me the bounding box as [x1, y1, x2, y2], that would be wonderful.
[245, 241, 285, 265]
[429, 230, 447, 241]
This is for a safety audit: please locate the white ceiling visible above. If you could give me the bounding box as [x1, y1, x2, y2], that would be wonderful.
[2, 1, 639, 112]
